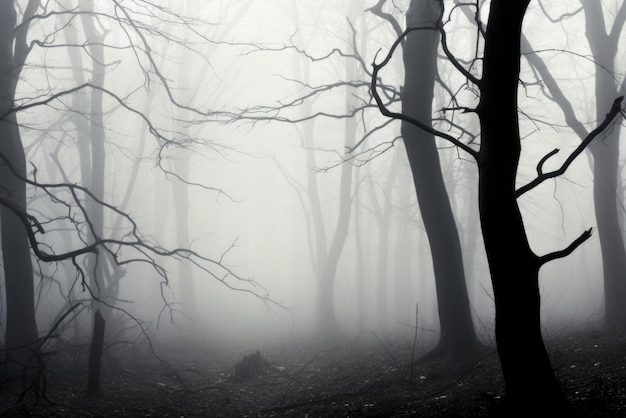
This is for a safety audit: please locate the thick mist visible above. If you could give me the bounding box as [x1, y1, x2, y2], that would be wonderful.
[2, 0, 615, 347]
[1, 1, 625, 415]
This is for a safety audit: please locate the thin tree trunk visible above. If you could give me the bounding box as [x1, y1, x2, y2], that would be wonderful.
[353, 169, 366, 331]
[369, 151, 399, 329]
[80, 1, 109, 392]
[582, 0, 626, 329]
[290, 1, 360, 336]
[316, 95, 356, 335]
[173, 156, 197, 320]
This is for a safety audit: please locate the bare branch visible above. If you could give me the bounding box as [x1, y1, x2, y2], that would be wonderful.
[370, 29, 479, 160]
[539, 228, 593, 266]
[537, 1, 583, 24]
[366, 0, 404, 39]
[516, 96, 624, 197]
[536, 148, 559, 176]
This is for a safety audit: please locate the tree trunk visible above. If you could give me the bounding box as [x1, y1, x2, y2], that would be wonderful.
[0, 0, 38, 362]
[582, 0, 626, 329]
[87, 309, 105, 395]
[368, 156, 398, 329]
[478, 0, 564, 408]
[173, 1, 197, 322]
[591, 139, 626, 328]
[316, 270, 338, 335]
[375, 213, 390, 328]
[402, 0, 478, 361]
[173, 164, 197, 320]
[290, 1, 360, 336]
[353, 171, 366, 331]
[315, 100, 356, 336]
[80, 1, 111, 392]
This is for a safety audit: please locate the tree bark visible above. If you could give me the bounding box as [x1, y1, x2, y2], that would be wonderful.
[402, 0, 478, 361]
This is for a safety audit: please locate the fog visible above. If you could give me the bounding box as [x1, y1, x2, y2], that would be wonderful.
[2, 0, 624, 373]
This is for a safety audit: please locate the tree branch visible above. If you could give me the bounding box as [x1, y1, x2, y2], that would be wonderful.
[370, 27, 479, 161]
[539, 228, 593, 266]
[516, 96, 624, 197]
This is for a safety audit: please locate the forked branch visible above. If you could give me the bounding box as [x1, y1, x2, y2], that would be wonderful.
[516, 96, 624, 197]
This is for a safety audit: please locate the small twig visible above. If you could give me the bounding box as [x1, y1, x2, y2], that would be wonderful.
[38, 303, 83, 351]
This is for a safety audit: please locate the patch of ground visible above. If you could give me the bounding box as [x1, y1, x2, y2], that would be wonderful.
[1, 330, 625, 417]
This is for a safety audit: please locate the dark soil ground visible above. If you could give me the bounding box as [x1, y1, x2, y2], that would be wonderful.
[1, 330, 626, 417]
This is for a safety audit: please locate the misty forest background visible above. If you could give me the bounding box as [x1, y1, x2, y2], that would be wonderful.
[2, 0, 626, 413]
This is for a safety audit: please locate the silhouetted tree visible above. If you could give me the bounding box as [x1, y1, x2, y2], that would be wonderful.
[372, 0, 624, 411]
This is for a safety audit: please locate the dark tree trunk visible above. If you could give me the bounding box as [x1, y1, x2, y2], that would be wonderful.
[0, 0, 38, 362]
[87, 309, 105, 395]
[402, 0, 478, 361]
[478, 0, 564, 408]
[79, 5, 111, 393]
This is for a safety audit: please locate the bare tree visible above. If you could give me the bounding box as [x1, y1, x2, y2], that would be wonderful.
[367, 0, 480, 362]
[0, 1, 280, 397]
[401, 0, 479, 361]
[371, 0, 624, 411]
[272, 0, 364, 336]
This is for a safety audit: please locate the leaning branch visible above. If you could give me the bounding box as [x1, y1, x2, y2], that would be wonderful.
[516, 96, 624, 197]
[0, 150, 284, 311]
[539, 228, 593, 266]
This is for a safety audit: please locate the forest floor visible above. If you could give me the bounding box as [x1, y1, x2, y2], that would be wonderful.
[1, 328, 626, 417]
